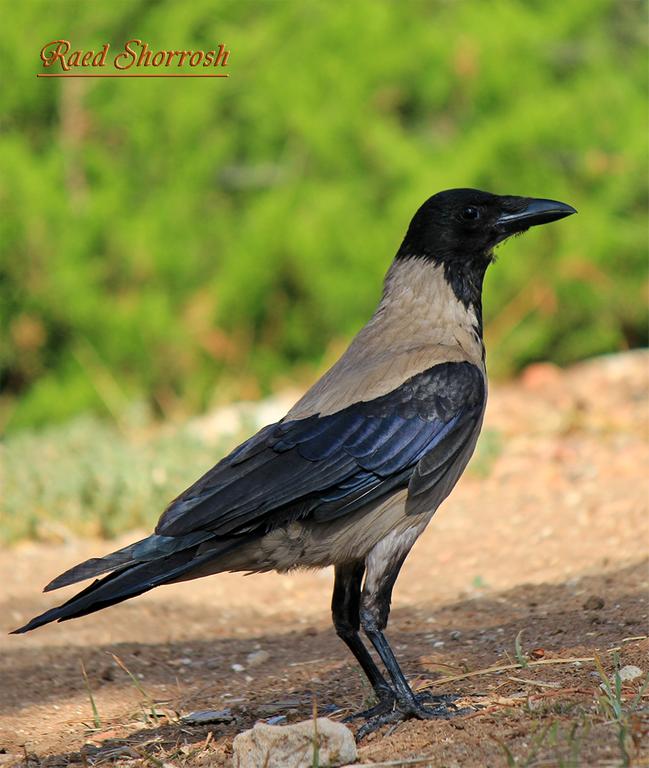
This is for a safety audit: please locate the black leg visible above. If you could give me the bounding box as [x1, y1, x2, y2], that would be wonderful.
[359, 551, 416, 703]
[331, 561, 396, 713]
[357, 546, 467, 737]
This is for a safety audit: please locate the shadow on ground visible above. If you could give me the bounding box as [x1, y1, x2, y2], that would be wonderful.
[1, 559, 647, 766]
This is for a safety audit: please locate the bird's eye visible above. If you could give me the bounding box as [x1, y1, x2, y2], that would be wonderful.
[462, 206, 480, 220]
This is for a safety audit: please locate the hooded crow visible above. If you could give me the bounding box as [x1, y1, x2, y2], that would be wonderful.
[13, 188, 576, 733]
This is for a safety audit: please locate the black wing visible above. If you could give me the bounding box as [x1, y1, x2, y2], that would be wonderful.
[156, 361, 485, 537]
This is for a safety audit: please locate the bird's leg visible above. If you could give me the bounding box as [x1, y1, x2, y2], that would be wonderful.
[357, 548, 466, 737]
[331, 561, 396, 718]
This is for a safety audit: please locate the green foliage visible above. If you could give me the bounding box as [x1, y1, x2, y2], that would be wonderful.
[1, 0, 647, 432]
[594, 652, 649, 766]
[0, 413, 232, 543]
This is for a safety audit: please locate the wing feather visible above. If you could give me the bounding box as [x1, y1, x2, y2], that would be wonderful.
[156, 361, 485, 537]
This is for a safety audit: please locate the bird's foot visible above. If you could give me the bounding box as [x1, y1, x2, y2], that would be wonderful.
[415, 689, 462, 706]
[355, 691, 469, 740]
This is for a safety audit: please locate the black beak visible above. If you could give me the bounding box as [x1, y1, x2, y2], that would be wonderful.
[495, 197, 577, 239]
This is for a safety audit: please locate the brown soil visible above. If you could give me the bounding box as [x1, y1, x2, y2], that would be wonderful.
[1, 352, 648, 767]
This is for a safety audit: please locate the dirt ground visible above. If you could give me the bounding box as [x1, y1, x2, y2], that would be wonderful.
[1, 352, 648, 767]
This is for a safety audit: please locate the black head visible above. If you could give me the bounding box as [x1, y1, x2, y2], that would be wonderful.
[396, 187, 576, 311]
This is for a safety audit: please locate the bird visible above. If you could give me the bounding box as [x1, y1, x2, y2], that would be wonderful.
[13, 188, 576, 734]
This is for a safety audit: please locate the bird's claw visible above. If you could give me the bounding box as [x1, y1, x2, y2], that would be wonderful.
[355, 692, 470, 740]
[414, 689, 461, 705]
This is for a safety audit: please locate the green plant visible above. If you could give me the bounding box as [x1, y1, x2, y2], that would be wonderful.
[494, 716, 592, 768]
[1, 0, 647, 433]
[0, 413, 239, 544]
[311, 695, 320, 768]
[593, 652, 649, 767]
[110, 652, 160, 724]
[493, 721, 553, 768]
[514, 629, 529, 669]
[80, 660, 102, 730]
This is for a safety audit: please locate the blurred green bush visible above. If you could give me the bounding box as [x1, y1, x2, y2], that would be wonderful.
[1, 414, 228, 542]
[1, 0, 647, 433]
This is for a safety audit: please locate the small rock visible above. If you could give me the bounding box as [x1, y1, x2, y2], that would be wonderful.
[168, 656, 193, 668]
[231, 663, 246, 673]
[450, 630, 462, 641]
[265, 715, 287, 725]
[618, 665, 643, 683]
[232, 717, 356, 768]
[181, 709, 234, 725]
[246, 650, 270, 667]
[583, 595, 605, 611]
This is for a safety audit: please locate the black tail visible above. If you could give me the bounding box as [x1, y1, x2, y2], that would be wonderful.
[43, 531, 214, 592]
[11, 535, 239, 634]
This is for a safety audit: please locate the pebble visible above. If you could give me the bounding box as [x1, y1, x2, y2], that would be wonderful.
[181, 709, 234, 725]
[265, 715, 287, 725]
[246, 649, 271, 667]
[231, 663, 246, 673]
[618, 665, 643, 682]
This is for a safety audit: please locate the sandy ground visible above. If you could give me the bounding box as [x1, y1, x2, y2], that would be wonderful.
[0, 351, 648, 767]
